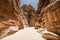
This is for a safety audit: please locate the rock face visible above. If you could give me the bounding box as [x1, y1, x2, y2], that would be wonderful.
[43, 1, 60, 35]
[43, 33, 60, 40]
[35, 0, 50, 28]
[36, 1, 60, 40]
[37, 0, 50, 14]
[21, 4, 37, 27]
[0, 0, 24, 30]
[49, 0, 60, 3]
[0, 0, 24, 38]
[0, 0, 19, 20]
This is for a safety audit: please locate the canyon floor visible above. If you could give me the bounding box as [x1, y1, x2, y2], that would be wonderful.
[1, 27, 46, 40]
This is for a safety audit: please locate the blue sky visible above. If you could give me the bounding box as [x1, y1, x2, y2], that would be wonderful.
[20, 0, 39, 10]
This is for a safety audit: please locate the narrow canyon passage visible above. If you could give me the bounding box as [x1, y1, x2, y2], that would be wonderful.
[0, 0, 60, 40]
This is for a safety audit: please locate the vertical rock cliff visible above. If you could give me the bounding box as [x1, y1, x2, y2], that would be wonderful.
[35, 0, 50, 28]
[37, 0, 50, 14]
[21, 4, 36, 27]
[43, 1, 60, 35]
[0, 0, 24, 30]
[0, 0, 24, 38]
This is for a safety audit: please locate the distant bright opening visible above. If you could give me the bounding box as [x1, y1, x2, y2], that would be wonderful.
[20, 0, 39, 10]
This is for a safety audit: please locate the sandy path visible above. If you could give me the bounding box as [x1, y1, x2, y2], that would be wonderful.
[1, 27, 45, 40]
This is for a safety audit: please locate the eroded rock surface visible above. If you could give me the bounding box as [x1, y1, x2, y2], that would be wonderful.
[0, 0, 24, 38]
[21, 4, 37, 27]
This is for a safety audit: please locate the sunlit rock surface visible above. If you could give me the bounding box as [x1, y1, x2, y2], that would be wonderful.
[0, 25, 19, 39]
[43, 1, 60, 35]
[0, 0, 24, 38]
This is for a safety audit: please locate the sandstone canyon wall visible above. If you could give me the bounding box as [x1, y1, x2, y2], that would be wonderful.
[0, 0, 24, 38]
[43, 1, 60, 35]
[0, 0, 24, 30]
[35, 0, 50, 28]
[21, 4, 37, 27]
[36, 0, 60, 40]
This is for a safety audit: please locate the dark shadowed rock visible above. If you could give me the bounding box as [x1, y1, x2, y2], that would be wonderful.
[21, 4, 37, 27]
